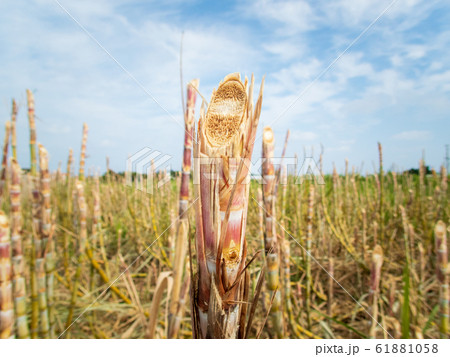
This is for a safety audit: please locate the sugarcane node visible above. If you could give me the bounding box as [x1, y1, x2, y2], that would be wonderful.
[223, 239, 240, 265]
[226, 248, 238, 262]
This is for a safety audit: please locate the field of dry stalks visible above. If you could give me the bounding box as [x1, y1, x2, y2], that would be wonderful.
[0, 79, 448, 339]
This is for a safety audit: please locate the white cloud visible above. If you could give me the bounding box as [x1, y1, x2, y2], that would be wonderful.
[321, 0, 392, 27]
[333, 53, 374, 82]
[392, 130, 432, 141]
[406, 45, 426, 59]
[291, 130, 317, 142]
[242, 0, 316, 35]
[45, 123, 72, 134]
[327, 140, 355, 153]
[320, 0, 437, 30]
[100, 139, 114, 147]
[261, 40, 307, 63]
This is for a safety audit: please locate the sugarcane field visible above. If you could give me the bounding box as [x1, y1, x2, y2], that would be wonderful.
[0, 0, 449, 345]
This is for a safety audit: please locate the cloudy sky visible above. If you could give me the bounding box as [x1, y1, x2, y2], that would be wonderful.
[1, 0, 449, 174]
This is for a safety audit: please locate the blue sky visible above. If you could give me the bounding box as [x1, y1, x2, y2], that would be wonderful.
[1, 0, 449, 174]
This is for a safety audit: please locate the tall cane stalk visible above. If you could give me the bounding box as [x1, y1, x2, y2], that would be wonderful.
[305, 182, 314, 330]
[27, 89, 37, 177]
[192, 73, 264, 338]
[168, 79, 199, 338]
[79, 123, 88, 181]
[27, 88, 40, 338]
[262, 126, 283, 338]
[34, 145, 50, 339]
[64, 180, 87, 337]
[0, 121, 11, 203]
[0, 211, 14, 338]
[369, 245, 383, 338]
[39, 145, 55, 337]
[278, 130, 291, 331]
[10, 159, 30, 338]
[435, 221, 449, 338]
[378, 143, 384, 245]
[11, 99, 18, 160]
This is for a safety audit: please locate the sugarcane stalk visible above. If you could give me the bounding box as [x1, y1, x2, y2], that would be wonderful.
[10, 159, 30, 338]
[369, 245, 383, 338]
[255, 187, 269, 316]
[0, 121, 11, 203]
[440, 166, 447, 222]
[262, 126, 283, 337]
[278, 131, 292, 331]
[65, 180, 87, 337]
[29, 168, 40, 338]
[66, 148, 73, 182]
[64, 148, 74, 278]
[257, 187, 265, 250]
[0, 211, 14, 338]
[11, 99, 18, 160]
[274, 129, 290, 195]
[332, 166, 339, 216]
[92, 173, 101, 244]
[327, 229, 334, 317]
[399, 205, 411, 338]
[168, 79, 199, 339]
[344, 159, 349, 216]
[192, 73, 264, 338]
[167, 208, 177, 261]
[27, 89, 39, 337]
[89, 175, 99, 338]
[361, 208, 367, 260]
[306, 182, 314, 330]
[39, 145, 55, 338]
[90, 173, 101, 298]
[282, 237, 292, 329]
[435, 221, 449, 338]
[418, 158, 427, 234]
[392, 171, 398, 217]
[79, 123, 88, 181]
[34, 145, 50, 339]
[378, 143, 384, 245]
[64, 260, 82, 338]
[30, 237, 38, 338]
[27, 89, 37, 177]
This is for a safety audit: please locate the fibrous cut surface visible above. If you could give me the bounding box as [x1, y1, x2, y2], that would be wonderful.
[205, 79, 246, 147]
